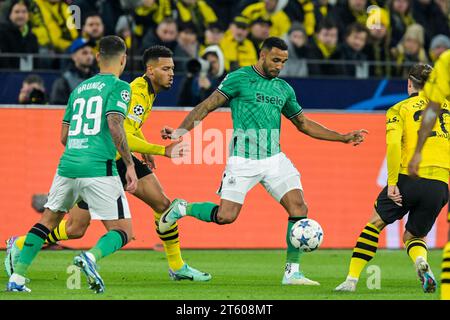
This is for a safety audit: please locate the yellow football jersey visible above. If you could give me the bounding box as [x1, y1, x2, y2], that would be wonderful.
[117, 75, 165, 159]
[386, 91, 449, 185]
[423, 49, 450, 104]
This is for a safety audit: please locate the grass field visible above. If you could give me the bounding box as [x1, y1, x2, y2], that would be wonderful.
[0, 249, 444, 300]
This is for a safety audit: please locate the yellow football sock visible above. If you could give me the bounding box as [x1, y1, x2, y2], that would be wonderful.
[46, 220, 68, 244]
[441, 242, 450, 300]
[15, 236, 26, 250]
[154, 211, 184, 271]
[348, 223, 380, 279]
[405, 238, 428, 264]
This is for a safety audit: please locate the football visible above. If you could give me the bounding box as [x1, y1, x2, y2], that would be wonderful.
[290, 218, 324, 252]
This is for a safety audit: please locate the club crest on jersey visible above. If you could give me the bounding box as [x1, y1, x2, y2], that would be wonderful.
[121, 90, 130, 103]
[133, 105, 144, 116]
[228, 176, 236, 185]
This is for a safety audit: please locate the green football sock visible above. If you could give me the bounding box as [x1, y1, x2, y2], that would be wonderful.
[88, 230, 128, 262]
[15, 223, 50, 276]
[286, 217, 306, 264]
[186, 202, 219, 222]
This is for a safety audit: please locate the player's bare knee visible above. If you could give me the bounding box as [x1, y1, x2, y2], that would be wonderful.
[288, 202, 308, 217]
[403, 230, 422, 243]
[154, 197, 171, 213]
[216, 211, 238, 224]
[369, 210, 386, 231]
[67, 223, 89, 239]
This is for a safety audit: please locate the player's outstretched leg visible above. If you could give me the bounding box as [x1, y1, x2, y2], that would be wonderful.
[6, 222, 54, 292]
[73, 228, 129, 294]
[159, 199, 219, 233]
[441, 241, 450, 300]
[4, 220, 72, 276]
[335, 222, 381, 292]
[404, 237, 436, 293]
[282, 216, 319, 286]
[153, 211, 211, 282]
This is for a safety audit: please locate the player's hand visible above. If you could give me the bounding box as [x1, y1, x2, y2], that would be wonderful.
[161, 126, 174, 140]
[408, 152, 421, 179]
[142, 153, 156, 170]
[164, 137, 188, 158]
[342, 129, 369, 146]
[125, 165, 138, 193]
[387, 185, 402, 207]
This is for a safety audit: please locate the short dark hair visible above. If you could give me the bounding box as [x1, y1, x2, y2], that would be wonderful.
[261, 37, 288, 51]
[408, 63, 433, 89]
[142, 45, 173, 66]
[82, 12, 102, 27]
[317, 18, 337, 32]
[98, 35, 126, 58]
[23, 74, 44, 86]
[345, 23, 368, 38]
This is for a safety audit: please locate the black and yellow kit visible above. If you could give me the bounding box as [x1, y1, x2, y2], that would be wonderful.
[375, 91, 449, 237]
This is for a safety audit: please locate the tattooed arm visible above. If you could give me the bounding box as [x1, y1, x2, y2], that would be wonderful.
[107, 113, 137, 192]
[171, 90, 227, 139]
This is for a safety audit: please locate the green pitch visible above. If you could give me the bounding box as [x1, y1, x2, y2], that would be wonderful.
[0, 249, 443, 300]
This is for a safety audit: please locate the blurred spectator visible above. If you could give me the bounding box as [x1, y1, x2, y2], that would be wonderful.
[199, 22, 225, 54]
[365, 7, 393, 77]
[18, 74, 47, 104]
[285, 0, 333, 37]
[391, 23, 428, 77]
[249, 17, 272, 53]
[133, 0, 172, 40]
[141, 17, 178, 53]
[280, 22, 308, 77]
[241, 0, 291, 38]
[0, 0, 38, 69]
[219, 16, 258, 71]
[412, 0, 450, 49]
[339, 23, 369, 77]
[306, 18, 344, 76]
[175, 0, 218, 41]
[332, 0, 368, 39]
[30, 0, 78, 52]
[429, 34, 450, 62]
[81, 12, 104, 51]
[176, 22, 199, 59]
[115, 14, 138, 51]
[50, 38, 95, 104]
[388, 0, 415, 48]
[177, 45, 226, 106]
[72, 0, 124, 36]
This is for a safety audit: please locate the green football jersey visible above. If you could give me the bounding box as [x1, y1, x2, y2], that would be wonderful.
[217, 66, 302, 159]
[58, 73, 131, 178]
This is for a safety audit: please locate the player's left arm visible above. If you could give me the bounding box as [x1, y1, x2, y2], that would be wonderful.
[290, 113, 368, 145]
[60, 94, 73, 146]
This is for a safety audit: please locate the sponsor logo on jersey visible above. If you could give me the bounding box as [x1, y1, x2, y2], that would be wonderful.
[133, 105, 144, 116]
[121, 90, 130, 103]
[255, 93, 284, 106]
[386, 116, 399, 124]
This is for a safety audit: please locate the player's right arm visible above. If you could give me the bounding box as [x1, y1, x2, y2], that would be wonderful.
[168, 71, 241, 139]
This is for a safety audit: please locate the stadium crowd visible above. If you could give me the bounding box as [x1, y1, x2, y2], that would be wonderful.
[0, 0, 448, 104]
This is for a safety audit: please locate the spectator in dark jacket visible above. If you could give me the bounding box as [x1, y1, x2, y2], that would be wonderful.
[306, 18, 344, 76]
[0, 0, 38, 69]
[50, 38, 95, 105]
[412, 0, 450, 49]
[388, 0, 415, 48]
[339, 23, 369, 77]
[280, 22, 309, 77]
[331, 0, 369, 40]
